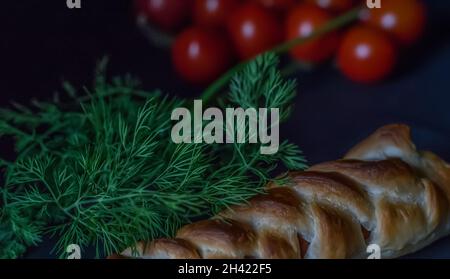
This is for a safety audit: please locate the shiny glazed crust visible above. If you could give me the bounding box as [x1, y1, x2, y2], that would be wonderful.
[110, 124, 450, 259]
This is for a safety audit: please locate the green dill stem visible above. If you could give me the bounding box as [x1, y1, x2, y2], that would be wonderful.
[200, 7, 361, 105]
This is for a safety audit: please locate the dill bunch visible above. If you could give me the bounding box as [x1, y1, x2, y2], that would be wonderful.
[0, 53, 307, 258]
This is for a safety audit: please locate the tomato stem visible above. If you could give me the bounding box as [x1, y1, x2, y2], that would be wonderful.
[200, 6, 362, 104]
[137, 16, 175, 48]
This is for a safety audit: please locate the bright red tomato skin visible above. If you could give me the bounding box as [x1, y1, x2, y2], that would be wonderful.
[193, 0, 240, 28]
[337, 26, 397, 83]
[227, 3, 282, 60]
[135, 0, 192, 31]
[286, 4, 340, 63]
[363, 0, 426, 45]
[306, 0, 354, 13]
[172, 28, 233, 85]
[253, 0, 296, 11]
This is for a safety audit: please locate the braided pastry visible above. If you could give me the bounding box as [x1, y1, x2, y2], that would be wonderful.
[110, 124, 450, 259]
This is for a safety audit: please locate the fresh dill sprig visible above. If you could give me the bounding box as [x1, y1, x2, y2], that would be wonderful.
[0, 53, 306, 259]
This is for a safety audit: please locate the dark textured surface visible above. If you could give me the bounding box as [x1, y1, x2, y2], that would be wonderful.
[1, 0, 450, 258]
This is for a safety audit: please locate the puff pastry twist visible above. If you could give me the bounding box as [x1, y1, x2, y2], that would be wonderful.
[111, 124, 450, 259]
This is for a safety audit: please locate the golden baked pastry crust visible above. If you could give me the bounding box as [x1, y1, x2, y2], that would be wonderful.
[110, 124, 450, 259]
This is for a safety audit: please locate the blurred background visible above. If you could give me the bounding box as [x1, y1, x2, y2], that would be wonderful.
[1, 0, 450, 258]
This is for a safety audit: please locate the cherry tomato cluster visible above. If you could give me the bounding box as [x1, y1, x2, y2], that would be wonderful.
[135, 0, 427, 85]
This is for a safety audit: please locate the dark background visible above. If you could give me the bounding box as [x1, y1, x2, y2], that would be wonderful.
[1, 0, 450, 258]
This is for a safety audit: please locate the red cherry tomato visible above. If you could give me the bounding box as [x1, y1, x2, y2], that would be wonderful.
[227, 3, 282, 60]
[135, 0, 192, 31]
[194, 0, 240, 28]
[363, 0, 426, 45]
[306, 0, 354, 13]
[253, 0, 296, 11]
[286, 4, 340, 63]
[337, 26, 397, 83]
[172, 28, 233, 85]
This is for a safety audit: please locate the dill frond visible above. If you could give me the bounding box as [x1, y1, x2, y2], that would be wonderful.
[0, 53, 307, 258]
